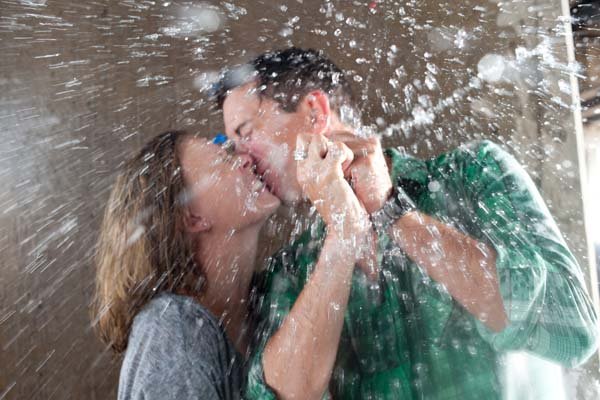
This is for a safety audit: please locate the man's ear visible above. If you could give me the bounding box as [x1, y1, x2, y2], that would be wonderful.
[183, 208, 212, 233]
[304, 90, 331, 135]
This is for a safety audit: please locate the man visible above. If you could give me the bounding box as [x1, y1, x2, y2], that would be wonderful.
[216, 47, 599, 399]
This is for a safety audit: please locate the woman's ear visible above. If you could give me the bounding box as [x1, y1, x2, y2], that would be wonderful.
[183, 208, 212, 233]
[304, 90, 331, 135]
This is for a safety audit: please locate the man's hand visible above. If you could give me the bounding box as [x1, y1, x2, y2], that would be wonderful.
[329, 131, 393, 215]
[327, 131, 392, 281]
[296, 133, 369, 241]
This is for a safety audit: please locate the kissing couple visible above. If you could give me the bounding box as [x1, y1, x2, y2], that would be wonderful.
[94, 47, 598, 400]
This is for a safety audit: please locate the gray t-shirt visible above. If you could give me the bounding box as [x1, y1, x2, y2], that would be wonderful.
[118, 293, 243, 400]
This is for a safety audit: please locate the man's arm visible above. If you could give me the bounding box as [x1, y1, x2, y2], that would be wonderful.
[454, 140, 597, 365]
[388, 140, 598, 365]
[257, 135, 369, 400]
[262, 232, 360, 400]
[348, 136, 598, 365]
[389, 210, 508, 332]
[342, 133, 506, 331]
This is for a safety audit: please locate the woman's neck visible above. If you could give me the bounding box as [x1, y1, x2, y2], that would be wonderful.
[194, 224, 262, 355]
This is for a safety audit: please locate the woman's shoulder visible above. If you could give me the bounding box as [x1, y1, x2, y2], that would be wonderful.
[120, 293, 242, 400]
[125, 293, 232, 372]
[133, 292, 221, 337]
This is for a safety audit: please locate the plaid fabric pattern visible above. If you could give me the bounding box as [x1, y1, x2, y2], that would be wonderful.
[244, 140, 599, 399]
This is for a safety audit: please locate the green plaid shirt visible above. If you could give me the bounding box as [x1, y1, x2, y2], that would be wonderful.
[245, 140, 598, 399]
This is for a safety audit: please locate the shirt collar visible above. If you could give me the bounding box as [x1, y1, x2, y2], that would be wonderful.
[385, 147, 429, 189]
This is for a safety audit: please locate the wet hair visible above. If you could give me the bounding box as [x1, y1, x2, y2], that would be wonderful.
[215, 47, 359, 121]
[92, 130, 203, 353]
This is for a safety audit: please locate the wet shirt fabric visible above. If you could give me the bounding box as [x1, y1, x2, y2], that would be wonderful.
[118, 293, 243, 400]
[244, 140, 599, 400]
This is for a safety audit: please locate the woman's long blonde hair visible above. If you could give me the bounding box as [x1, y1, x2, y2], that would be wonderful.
[92, 130, 203, 353]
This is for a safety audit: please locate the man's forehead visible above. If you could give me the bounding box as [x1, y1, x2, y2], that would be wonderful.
[223, 82, 259, 121]
[228, 82, 260, 106]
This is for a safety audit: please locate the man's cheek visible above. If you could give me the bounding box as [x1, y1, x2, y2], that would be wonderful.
[251, 139, 288, 170]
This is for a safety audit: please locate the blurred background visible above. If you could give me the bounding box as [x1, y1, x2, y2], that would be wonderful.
[1, 0, 599, 398]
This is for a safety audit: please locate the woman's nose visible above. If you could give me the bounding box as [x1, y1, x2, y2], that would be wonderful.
[233, 137, 250, 153]
[237, 154, 253, 170]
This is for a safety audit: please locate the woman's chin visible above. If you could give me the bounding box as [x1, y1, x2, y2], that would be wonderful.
[240, 191, 281, 224]
[257, 191, 281, 214]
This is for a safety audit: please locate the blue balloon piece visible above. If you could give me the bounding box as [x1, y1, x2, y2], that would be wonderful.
[212, 133, 228, 145]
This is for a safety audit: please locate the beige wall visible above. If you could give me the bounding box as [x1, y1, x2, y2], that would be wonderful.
[0, 0, 596, 398]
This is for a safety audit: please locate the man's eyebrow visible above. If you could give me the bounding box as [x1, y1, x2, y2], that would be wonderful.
[234, 120, 249, 136]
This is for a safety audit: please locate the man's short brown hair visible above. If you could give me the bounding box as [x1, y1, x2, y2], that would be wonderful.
[215, 47, 359, 121]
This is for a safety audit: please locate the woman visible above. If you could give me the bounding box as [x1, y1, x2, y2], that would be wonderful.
[92, 130, 368, 400]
